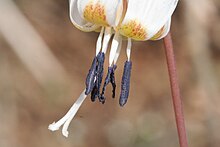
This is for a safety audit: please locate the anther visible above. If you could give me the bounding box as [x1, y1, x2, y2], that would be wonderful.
[85, 56, 97, 95]
[91, 84, 98, 102]
[96, 52, 105, 102]
[110, 65, 117, 98]
[119, 61, 132, 107]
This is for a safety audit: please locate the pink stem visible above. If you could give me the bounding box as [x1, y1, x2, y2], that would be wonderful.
[163, 32, 188, 147]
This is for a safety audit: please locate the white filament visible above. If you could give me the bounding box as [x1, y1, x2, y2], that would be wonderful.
[48, 89, 87, 137]
[126, 38, 132, 61]
[101, 27, 112, 54]
[96, 27, 105, 55]
[109, 31, 120, 66]
[113, 36, 122, 65]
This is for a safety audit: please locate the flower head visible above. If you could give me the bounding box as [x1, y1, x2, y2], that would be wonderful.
[49, 0, 178, 137]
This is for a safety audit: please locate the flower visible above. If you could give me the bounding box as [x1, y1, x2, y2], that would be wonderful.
[49, 0, 178, 137]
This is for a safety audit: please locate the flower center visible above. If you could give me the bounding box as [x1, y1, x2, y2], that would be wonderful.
[83, 2, 109, 26]
[119, 20, 147, 41]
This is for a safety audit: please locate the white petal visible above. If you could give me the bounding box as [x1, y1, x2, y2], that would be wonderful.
[119, 0, 178, 40]
[48, 89, 87, 137]
[77, 0, 124, 27]
[150, 17, 171, 40]
[69, 0, 99, 32]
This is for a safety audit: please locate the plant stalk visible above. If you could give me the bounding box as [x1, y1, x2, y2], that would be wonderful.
[163, 32, 188, 147]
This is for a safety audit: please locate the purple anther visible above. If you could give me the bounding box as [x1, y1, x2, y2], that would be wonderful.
[100, 65, 117, 103]
[100, 66, 113, 103]
[91, 84, 98, 102]
[119, 61, 132, 107]
[96, 52, 105, 101]
[110, 65, 117, 98]
[85, 56, 97, 95]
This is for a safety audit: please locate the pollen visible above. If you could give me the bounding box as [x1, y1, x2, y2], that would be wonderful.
[150, 26, 165, 40]
[83, 3, 108, 26]
[119, 20, 147, 41]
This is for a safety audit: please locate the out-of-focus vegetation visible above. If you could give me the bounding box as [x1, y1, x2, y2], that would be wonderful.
[0, 0, 220, 147]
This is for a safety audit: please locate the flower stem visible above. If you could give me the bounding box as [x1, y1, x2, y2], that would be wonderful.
[163, 32, 188, 147]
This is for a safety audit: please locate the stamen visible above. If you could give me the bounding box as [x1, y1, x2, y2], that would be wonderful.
[126, 38, 132, 61]
[119, 39, 132, 106]
[109, 32, 120, 66]
[113, 36, 122, 65]
[100, 65, 117, 103]
[119, 61, 132, 107]
[91, 84, 98, 102]
[96, 27, 105, 56]
[100, 32, 122, 102]
[101, 27, 112, 54]
[85, 27, 105, 95]
[96, 52, 105, 102]
[87, 27, 111, 102]
[48, 89, 87, 137]
[110, 64, 117, 98]
[85, 56, 97, 95]
[100, 67, 112, 103]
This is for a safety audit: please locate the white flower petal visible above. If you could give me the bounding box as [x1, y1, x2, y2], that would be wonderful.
[119, 0, 178, 40]
[77, 0, 124, 27]
[69, 0, 99, 32]
[150, 17, 171, 40]
[48, 89, 87, 137]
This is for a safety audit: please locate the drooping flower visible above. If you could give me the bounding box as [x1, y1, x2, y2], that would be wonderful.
[49, 0, 178, 137]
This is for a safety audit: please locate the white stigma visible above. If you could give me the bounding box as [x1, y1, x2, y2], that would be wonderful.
[48, 89, 87, 137]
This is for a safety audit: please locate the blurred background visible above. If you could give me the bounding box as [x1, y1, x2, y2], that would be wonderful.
[0, 0, 220, 147]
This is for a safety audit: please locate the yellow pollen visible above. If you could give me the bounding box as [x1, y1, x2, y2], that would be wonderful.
[150, 26, 165, 40]
[119, 20, 147, 41]
[83, 3, 108, 26]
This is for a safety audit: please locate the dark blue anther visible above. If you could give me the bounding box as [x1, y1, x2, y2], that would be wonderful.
[85, 52, 106, 102]
[91, 84, 98, 102]
[119, 61, 132, 107]
[100, 65, 117, 103]
[100, 66, 113, 103]
[85, 56, 97, 95]
[96, 52, 105, 101]
[110, 65, 117, 98]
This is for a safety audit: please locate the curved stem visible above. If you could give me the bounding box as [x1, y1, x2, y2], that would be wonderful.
[163, 32, 188, 147]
